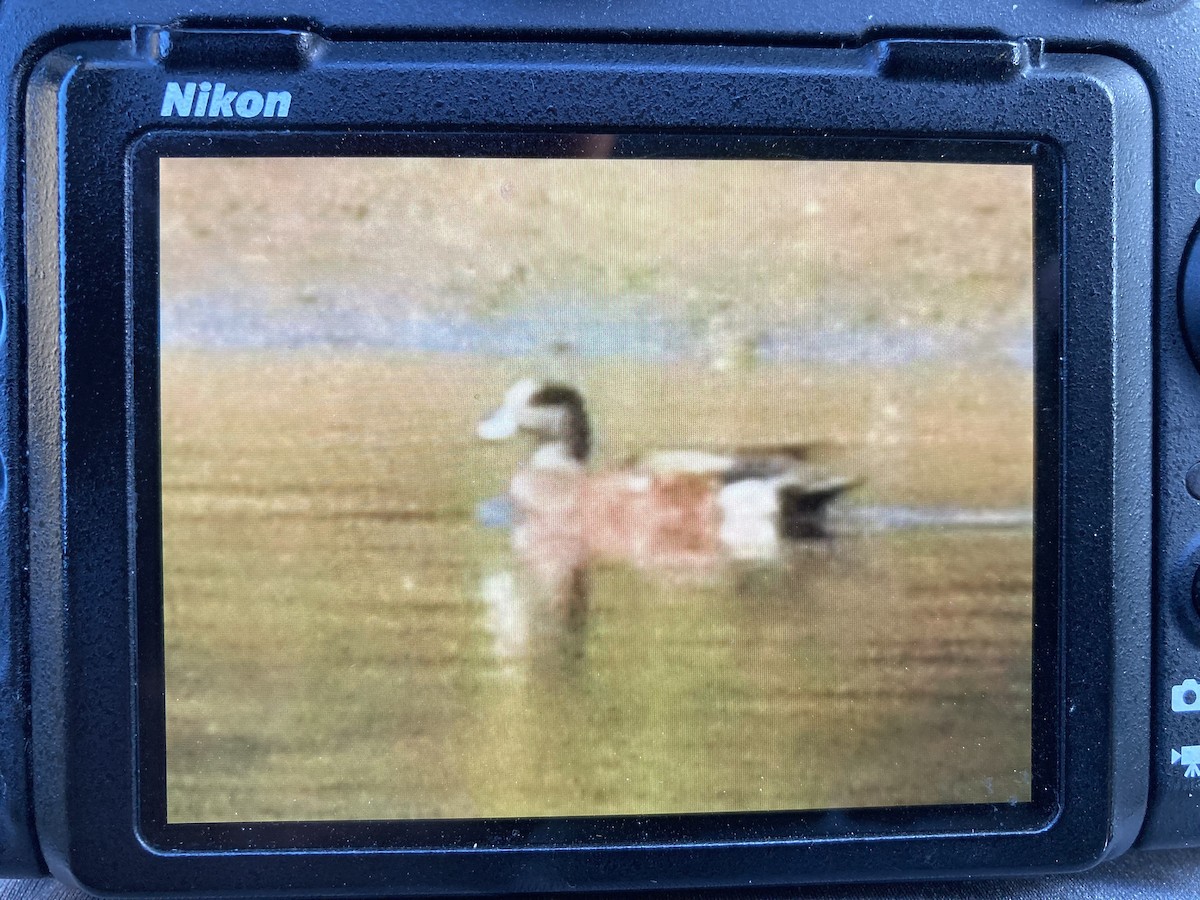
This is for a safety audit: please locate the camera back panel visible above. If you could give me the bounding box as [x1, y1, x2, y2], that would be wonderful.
[2, 0, 1195, 892]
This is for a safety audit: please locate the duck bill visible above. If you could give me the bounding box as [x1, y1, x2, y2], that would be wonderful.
[477, 408, 520, 440]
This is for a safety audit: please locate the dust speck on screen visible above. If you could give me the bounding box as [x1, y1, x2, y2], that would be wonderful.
[158, 150, 1033, 824]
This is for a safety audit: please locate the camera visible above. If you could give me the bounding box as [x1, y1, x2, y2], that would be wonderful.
[4, 0, 1197, 895]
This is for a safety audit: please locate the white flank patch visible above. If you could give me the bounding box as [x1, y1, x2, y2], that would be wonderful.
[717, 478, 783, 560]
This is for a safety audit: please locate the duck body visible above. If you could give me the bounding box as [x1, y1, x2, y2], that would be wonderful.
[511, 466, 723, 572]
[479, 379, 859, 572]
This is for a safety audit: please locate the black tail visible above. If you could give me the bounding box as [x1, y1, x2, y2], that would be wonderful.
[778, 479, 861, 539]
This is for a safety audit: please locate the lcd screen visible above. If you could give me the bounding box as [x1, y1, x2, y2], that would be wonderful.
[159, 151, 1034, 824]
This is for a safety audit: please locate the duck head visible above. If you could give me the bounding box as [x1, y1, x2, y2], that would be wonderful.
[477, 378, 592, 468]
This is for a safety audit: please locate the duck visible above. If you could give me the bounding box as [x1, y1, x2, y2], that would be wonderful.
[477, 378, 861, 570]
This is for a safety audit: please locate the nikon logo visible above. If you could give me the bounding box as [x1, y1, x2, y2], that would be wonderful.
[160, 81, 292, 119]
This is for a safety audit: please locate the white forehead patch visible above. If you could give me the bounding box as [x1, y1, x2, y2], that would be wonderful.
[504, 378, 544, 409]
[477, 378, 547, 441]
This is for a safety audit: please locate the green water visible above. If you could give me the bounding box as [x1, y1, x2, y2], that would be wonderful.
[164, 519, 1032, 824]
[161, 351, 1033, 824]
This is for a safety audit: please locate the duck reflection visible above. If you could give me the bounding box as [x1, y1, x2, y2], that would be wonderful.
[477, 567, 589, 675]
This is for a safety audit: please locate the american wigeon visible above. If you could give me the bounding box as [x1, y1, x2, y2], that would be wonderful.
[477, 378, 860, 570]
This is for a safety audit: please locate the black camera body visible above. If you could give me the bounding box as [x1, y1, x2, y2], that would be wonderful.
[1, 0, 1195, 894]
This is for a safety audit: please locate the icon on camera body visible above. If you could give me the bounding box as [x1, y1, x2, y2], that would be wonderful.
[1172, 746, 1200, 778]
[1172, 679, 1200, 712]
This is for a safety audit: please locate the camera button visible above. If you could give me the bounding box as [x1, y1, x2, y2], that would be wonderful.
[1186, 462, 1200, 500]
[1181, 220, 1200, 370]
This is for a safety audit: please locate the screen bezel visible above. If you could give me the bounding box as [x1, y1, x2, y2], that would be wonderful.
[130, 131, 1061, 852]
[24, 36, 1152, 893]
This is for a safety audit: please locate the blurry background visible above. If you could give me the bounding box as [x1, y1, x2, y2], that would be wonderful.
[161, 157, 1032, 367]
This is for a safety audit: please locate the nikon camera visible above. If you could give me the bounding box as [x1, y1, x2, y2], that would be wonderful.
[1, 0, 1196, 895]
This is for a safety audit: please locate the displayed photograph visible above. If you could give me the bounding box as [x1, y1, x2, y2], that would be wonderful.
[160, 150, 1034, 824]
